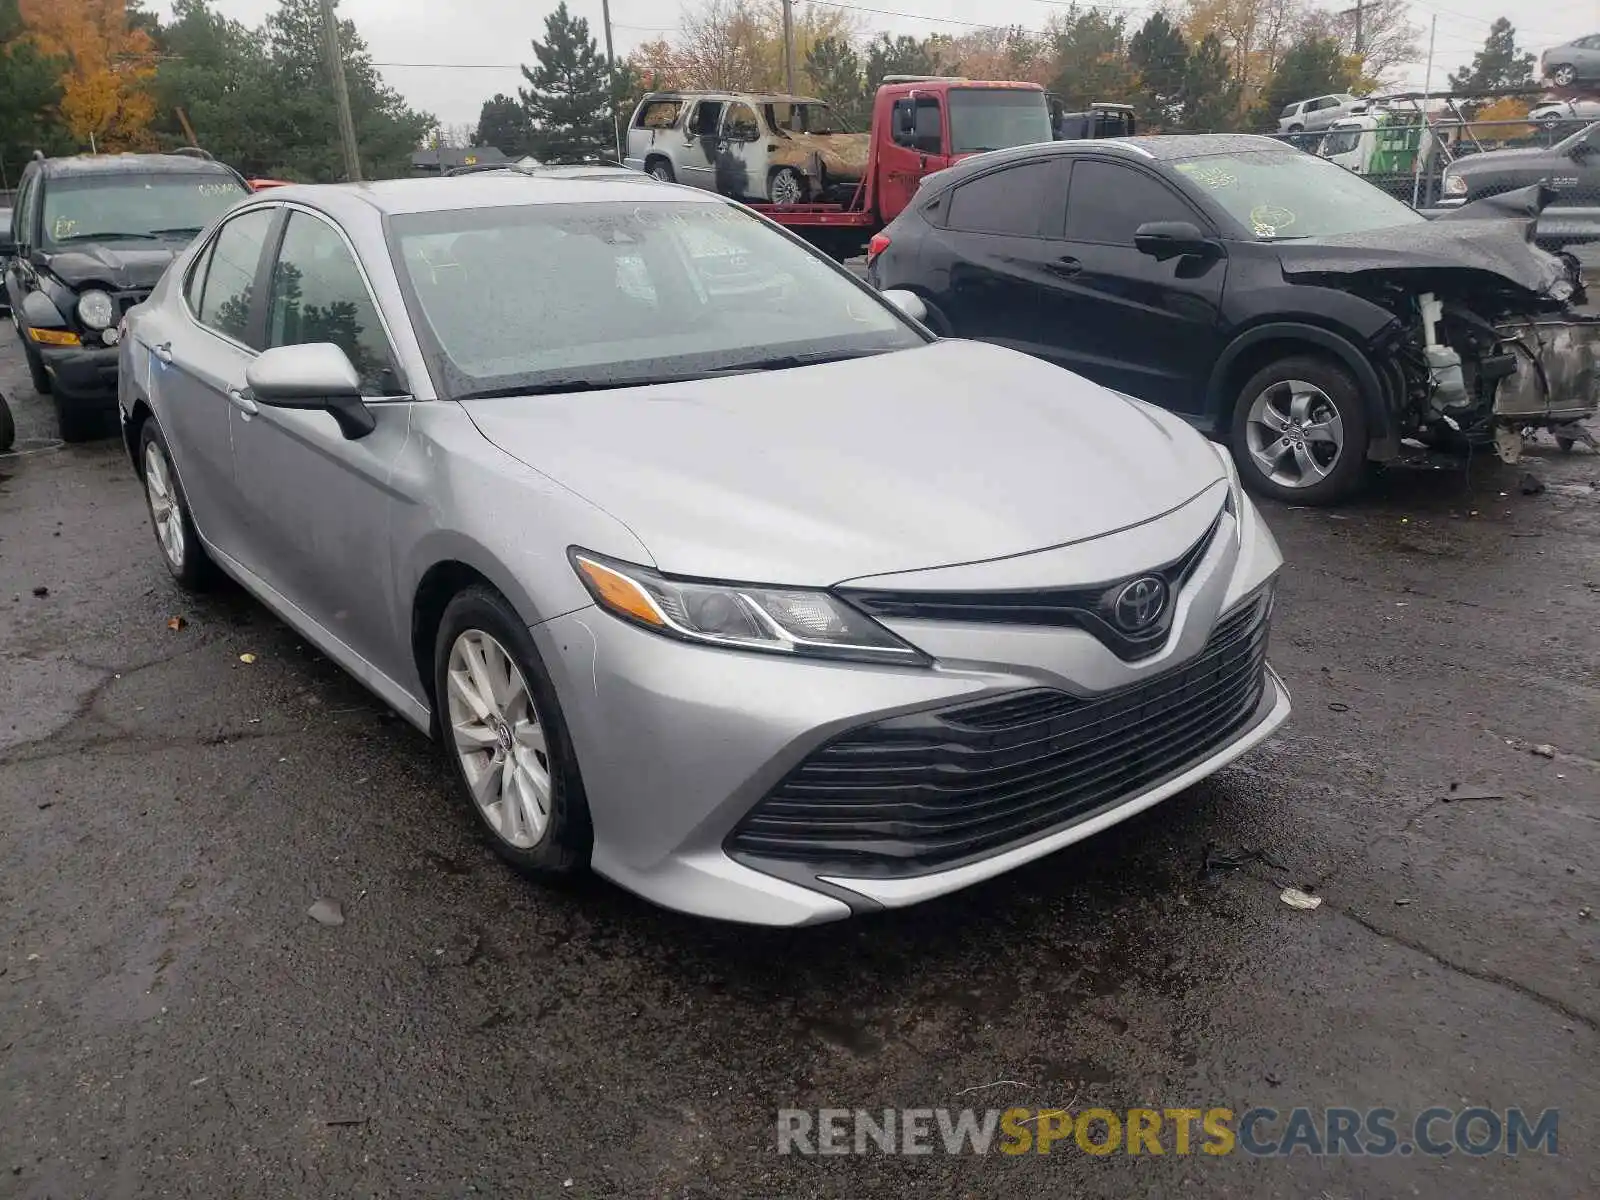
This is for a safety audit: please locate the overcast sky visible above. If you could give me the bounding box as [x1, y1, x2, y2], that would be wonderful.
[150, 0, 1600, 128]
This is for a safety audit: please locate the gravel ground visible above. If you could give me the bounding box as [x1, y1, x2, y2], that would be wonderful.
[1, 339, 1596, 1199]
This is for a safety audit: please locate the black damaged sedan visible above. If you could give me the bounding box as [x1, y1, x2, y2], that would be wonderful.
[868, 134, 1598, 503]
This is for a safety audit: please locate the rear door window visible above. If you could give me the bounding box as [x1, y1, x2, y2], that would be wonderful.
[636, 100, 682, 128]
[945, 161, 1057, 236]
[194, 207, 275, 346]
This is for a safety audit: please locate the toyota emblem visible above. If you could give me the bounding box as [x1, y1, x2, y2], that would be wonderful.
[1111, 576, 1168, 633]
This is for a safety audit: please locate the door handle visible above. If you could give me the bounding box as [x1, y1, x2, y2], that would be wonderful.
[226, 387, 258, 417]
[1046, 256, 1083, 277]
[153, 341, 174, 363]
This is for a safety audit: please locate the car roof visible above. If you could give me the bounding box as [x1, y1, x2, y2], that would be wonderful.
[256, 173, 725, 218]
[35, 152, 241, 179]
[640, 91, 825, 105]
[931, 133, 1290, 180]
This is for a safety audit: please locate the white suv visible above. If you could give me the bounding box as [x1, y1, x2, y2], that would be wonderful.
[1278, 94, 1365, 133]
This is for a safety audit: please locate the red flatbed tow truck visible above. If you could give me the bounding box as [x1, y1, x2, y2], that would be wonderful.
[748, 77, 1058, 259]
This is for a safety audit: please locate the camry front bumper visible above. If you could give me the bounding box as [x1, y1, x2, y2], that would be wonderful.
[531, 489, 1290, 925]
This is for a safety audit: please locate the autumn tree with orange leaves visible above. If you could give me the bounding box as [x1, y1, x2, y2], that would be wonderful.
[20, 0, 157, 150]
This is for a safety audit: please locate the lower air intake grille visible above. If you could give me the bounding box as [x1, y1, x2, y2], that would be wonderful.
[728, 589, 1272, 876]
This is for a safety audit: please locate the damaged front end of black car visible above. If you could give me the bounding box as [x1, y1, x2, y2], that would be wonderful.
[1280, 183, 1600, 463]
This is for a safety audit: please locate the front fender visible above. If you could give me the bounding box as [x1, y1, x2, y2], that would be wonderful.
[1209, 319, 1402, 446]
[21, 289, 69, 329]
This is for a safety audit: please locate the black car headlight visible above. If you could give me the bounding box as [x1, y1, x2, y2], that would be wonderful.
[77, 290, 115, 331]
[570, 549, 928, 666]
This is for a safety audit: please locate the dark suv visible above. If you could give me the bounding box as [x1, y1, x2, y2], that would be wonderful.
[3, 151, 248, 440]
[869, 134, 1596, 503]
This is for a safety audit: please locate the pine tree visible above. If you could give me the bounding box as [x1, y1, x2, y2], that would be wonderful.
[1128, 13, 1188, 130]
[475, 93, 532, 156]
[805, 35, 867, 128]
[519, 2, 613, 162]
[1447, 18, 1535, 95]
[1182, 34, 1238, 133]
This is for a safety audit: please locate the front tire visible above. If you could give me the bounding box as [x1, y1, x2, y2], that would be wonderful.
[1229, 355, 1369, 505]
[434, 586, 592, 878]
[0, 394, 14, 452]
[54, 398, 99, 443]
[138, 418, 217, 590]
[18, 329, 52, 395]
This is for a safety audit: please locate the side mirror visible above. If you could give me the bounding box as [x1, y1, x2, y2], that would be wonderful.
[245, 343, 376, 440]
[1134, 220, 1217, 261]
[881, 288, 928, 323]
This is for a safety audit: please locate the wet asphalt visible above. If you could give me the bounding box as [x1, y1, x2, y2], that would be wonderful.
[0, 338, 1596, 1200]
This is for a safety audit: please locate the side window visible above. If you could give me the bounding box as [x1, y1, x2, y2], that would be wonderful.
[688, 101, 724, 137]
[1064, 160, 1198, 246]
[266, 212, 399, 395]
[723, 102, 760, 142]
[195, 207, 275, 346]
[184, 237, 216, 313]
[892, 98, 943, 154]
[635, 100, 681, 129]
[16, 174, 39, 247]
[945, 161, 1057, 236]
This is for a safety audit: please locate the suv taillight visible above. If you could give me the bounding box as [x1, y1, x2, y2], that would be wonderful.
[867, 233, 891, 263]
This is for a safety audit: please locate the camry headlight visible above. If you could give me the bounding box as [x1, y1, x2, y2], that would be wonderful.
[78, 290, 115, 330]
[570, 549, 927, 665]
[1441, 172, 1467, 196]
[1210, 438, 1246, 539]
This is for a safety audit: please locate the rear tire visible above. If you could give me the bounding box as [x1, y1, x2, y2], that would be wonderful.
[769, 166, 807, 205]
[0, 394, 14, 453]
[1556, 436, 1577, 452]
[646, 157, 675, 183]
[434, 586, 592, 879]
[1553, 64, 1576, 87]
[1229, 354, 1369, 505]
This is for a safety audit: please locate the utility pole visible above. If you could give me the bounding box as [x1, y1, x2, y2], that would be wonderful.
[1338, 0, 1364, 56]
[318, 0, 362, 182]
[782, 0, 796, 96]
[1413, 14, 1436, 209]
[600, 0, 622, 164]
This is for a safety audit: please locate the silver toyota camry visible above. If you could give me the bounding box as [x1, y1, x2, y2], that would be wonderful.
[117, 174, 1290, 925]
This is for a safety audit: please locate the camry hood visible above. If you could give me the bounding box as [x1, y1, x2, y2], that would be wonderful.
[43, 242, 179, 290]
[461, 340, 1226, 586]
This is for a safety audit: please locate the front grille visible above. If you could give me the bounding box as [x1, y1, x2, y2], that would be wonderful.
[841, 515, 1220, 662]
[728, 588, 1272, 876]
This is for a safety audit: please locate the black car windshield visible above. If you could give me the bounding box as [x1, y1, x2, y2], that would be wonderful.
[389, 200, 926, 398]
[947, 88, 1053, 154]
[1172, 149, 1424, 239]
[40, 173, 246, 246]
[1552, 120, 1600, 154]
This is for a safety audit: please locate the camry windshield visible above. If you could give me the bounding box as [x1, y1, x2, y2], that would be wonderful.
[1172, 149, 1423, 239]
[947, 89, 1053, 154]
[390, 200, 925, 398]
[41, 174, 246, 246]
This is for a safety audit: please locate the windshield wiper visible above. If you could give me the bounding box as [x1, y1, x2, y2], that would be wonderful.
[148, 226, 204, 237]
[52, 231, 159, 242]
[701, 348, 898, 374]
[452, 350, 902, 400]
[454, 371, 721, 400]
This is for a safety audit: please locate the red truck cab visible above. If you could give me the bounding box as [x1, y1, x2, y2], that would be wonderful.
[752, 77, 1053, 257]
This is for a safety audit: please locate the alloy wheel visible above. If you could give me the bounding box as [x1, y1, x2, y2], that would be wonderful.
[143, 441, 187, 571]
[445, 629, 553, 850]
[1244, 379, 1345, 490]
[770, 169, 803, 205]
[649, 163, 672, 181]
